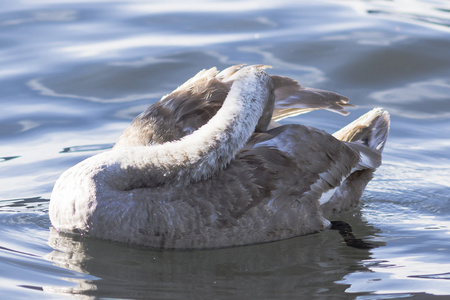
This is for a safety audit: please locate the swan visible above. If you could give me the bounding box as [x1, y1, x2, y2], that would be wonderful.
[49, 65, 390, 249]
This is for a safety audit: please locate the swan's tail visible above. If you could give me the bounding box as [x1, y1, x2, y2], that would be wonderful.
[334, 108, 390, 170]
[333, 107, 390, 152]
[320, 108, 390, 217]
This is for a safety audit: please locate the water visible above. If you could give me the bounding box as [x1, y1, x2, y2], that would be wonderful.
[1, 0, 450, 298]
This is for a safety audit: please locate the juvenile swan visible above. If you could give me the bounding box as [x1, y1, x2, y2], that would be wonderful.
[49, 65, 390, 249]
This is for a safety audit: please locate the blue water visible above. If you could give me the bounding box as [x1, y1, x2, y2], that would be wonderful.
[1, 0, 450, 299]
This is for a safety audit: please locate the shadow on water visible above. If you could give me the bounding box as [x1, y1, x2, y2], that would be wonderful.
[44, 216, 379, 300]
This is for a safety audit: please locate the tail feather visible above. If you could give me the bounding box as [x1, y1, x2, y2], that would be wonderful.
[333, 107, 390, 152]
[321, 108, 390, 217]
[334, 108, 390, 170]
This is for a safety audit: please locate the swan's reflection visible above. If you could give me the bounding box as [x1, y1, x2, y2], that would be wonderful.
[45, 219, 376, 299]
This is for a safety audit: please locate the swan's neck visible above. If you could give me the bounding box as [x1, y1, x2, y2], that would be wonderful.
[94, 66, 273, 189]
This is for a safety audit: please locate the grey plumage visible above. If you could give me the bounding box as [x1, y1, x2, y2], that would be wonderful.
[49, 65, 390, 249]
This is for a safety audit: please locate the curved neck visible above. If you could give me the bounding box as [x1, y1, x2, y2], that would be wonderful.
[97, 66, 273, 190]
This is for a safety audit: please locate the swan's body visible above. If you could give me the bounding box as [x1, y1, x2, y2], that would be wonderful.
[49, 65, 390, 249]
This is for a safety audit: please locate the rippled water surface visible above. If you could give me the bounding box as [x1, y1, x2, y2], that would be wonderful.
[1, 0, 450, 299]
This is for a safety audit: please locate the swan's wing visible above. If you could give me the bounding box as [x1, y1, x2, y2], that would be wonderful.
[115, 65, 271, 148]
[232, 124, 361, 233]
[115, 66, 352, 148]
[245, 124, 360, 203]
[270, 75, 353, 122]
[115, 67, 232, 147]
[164, 64, 272, 130]
[155, 69, 229, 135]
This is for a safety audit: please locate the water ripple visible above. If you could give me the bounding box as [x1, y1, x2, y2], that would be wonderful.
[342, 0, 450, 32]
[60, 143, 114, 153]
[0, 156, 20, 163]
[409, 272, 450, 280]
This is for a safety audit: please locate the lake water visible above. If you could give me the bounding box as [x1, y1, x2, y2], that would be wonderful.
[1, 0, 450, 299]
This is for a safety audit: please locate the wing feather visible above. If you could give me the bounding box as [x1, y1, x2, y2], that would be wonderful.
[115, 66, 354, 148]
[271, 75, 353, 121]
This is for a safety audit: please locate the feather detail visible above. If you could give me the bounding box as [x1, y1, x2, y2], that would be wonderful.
[50, 65, 390, 249]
